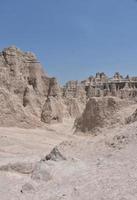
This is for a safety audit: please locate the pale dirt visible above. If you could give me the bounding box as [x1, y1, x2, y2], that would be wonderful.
[0, 108, 137, 200]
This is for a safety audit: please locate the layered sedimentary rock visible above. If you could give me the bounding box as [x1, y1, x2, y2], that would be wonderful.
[0, 46, 87, 127]
[63, 72, 137, 100]
[62, 72, 137, 122]
[0, 46, 62, 127]
[64, 73, 137, 133]
[1, 46, 137, 128]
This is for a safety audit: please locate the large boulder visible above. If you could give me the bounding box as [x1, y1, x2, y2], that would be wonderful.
[44, 146, 66, 162]
[31, 162, 52, 182]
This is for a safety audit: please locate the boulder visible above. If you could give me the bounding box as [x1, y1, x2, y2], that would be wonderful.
[21, 183, 35, 193]
[44, 146, 66, 162]
[31, 162, 51, 182]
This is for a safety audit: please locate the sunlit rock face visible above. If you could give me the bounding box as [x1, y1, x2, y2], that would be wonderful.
[63, 72, 137, 100]
[0, 46, 63, 127]
[1, 46, 137, 127]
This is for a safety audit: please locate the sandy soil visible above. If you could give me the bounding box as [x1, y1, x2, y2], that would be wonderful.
[0, 115, 137, 199]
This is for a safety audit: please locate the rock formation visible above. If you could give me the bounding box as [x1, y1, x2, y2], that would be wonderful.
[44, 146, 66, 162]
[62, 80, 87, 118]
[63, 72, 137, 100]
[41, 96, 63, 123]
[0, 46, 63, 127]
[1, 46, 137, 128]
[31, 162, 52, 182]
[126, 109, 137, 124]
[62, 72, 137, 125]
[74, 97, 124, 133]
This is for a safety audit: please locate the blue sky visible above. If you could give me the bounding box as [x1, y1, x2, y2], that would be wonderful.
[0, 0, 137, 84]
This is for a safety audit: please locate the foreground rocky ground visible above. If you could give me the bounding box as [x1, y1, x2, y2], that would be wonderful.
[1, 46, 137, 199]
[0, 108, 137, 200]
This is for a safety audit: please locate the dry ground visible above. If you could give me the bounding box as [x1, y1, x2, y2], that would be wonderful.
[0, 107, 137, 200]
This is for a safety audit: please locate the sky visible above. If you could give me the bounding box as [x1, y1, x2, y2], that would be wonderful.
[0, 0, 137, 84]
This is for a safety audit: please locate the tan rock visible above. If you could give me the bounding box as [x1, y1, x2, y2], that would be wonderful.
[0, 46, 62, 127]
[126, 109, 137, 124]
[41, 97, 63, 123]
[75, 97, 122, 133]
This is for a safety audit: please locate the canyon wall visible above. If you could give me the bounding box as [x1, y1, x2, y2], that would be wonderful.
[0, 46, 137, 127]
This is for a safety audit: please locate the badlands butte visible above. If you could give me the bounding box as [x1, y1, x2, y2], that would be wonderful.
[1, 46, 137, 199]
